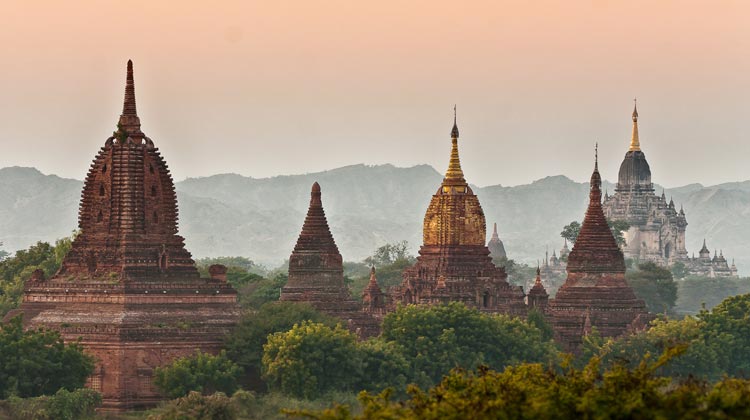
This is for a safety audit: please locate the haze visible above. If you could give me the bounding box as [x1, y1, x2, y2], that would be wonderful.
[1, 0, 748, 187]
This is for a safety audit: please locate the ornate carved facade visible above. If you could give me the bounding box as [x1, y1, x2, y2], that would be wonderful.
[602, 102, 737, 276]
[549, 151, 651, 353]
[281, 182, 379, 337]
[5, 61, 239, 410]
[389, 113, 527, 315]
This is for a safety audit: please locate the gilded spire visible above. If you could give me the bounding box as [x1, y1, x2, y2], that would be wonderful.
[442, 106, 467, 189]
[629, 98, 640, 152]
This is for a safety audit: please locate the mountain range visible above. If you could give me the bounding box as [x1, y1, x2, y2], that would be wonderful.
[0, 165, 748, 274]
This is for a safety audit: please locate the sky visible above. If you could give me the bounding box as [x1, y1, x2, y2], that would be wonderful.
[1, 0, 748, 187]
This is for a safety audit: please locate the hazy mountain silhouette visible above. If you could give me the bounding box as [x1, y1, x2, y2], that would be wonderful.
[0, 165, 747, 274]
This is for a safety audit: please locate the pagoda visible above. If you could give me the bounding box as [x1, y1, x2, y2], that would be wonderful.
[549, 146, 651, 353]
[281, 182, 379, 337]
[391, 110, 527, 315]
[487, 223, 507, 260]
[5, 61, 239, 410]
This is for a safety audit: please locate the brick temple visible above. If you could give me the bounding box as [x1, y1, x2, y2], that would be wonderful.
[549, 148, 651, 353]
[389, 112, 527, 315]
[280, 182, 380, 337]
[5, 61, 239, 410]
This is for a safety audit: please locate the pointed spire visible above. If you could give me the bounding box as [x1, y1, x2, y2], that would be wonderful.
[123, 60, 137, 116]
[117, 60, 143, 138]
[442, 106, 467, 189]
[292, 182, 340, 254]
[451, 104, 459, 139]
[566, 147, 625, 274]
[492, 222, 499, 239]
[629, 98, 640, 152]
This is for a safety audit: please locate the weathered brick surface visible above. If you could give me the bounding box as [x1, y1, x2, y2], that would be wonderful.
[549, 157, 651, 353]
[281, 182, 379, 337]
[4, 61, 239, 411]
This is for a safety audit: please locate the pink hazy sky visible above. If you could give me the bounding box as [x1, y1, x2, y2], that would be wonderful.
[1, 0, 748, 187]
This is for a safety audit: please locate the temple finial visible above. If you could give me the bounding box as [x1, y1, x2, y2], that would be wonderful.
[493, 222, 498, 236]
[116, 60, 143, 138]
[443, 106, 466, 187]
[595, 142, 599, 171]
[123, 60, 137, 116]
[451, 104, 459, 139]
[629, 99, 641, 152]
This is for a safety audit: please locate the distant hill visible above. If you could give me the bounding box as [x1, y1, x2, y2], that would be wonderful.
[0, 165, 748, 274]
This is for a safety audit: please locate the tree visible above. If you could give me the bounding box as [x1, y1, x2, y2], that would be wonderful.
[262, 321, 361, 399]
[380, 303, 557, 388]
[592, 317, 722, 381]
[356, 339, 410, 395]
[292, 348, 750, 420]
[154, 351, 241, 399]
[560, 221, 581, 244]
[671, 261, 689, 280]
[0, 237, 74, 317]
[699, 293, 750, 377]
[607, 219, 630, 247]
[225, 301, 338, 388]
[0, 316, 95, 398]
[0, 241, 8, 262]
[625, 262, 678, 314]
[147, 391, 238, 420]
[364, 241, 414, 267]
[4, 388, 102, 420]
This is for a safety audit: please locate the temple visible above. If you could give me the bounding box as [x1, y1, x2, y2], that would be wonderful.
[487, 223, 507, 260]
[280, 182, 379, 337]
[549, 146, 651, 353]
[602, 101, 737, 277]
[389, 110, 527, 315]
[4, 61, 239, 410]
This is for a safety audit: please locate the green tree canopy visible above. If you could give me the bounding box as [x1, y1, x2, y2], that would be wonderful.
[154, 351, 241, 399]
[560, 221, 581, 244]
[262, 321, 361, 399]
[699, 293, 750, 377]
[0, 237, 73, 317]
[380, 303, 557, 388]
[225, 301, 338, 389]
[292, 348, 750, 420]
[626, 261, 678, 314]
[0, 316, 94, 398]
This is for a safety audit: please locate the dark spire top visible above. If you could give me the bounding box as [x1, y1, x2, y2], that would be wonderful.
[292, 182, 339, 254]
[123, 60, 137, 116]
[451, 105, 459, 139]
[117, 60, 143, 138]
[632, 98, 639, 122]
[566, 149, 625, 274]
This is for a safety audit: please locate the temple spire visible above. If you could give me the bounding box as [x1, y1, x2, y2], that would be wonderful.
[629, 98, 640, 152]
[117, 60, 143, 137]
[492, 223, 499, 239]
[123, 60, 137, 116]
[443, 106, 467, 187]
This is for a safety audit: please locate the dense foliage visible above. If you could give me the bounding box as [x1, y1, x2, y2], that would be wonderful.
[0, 238, 72, 317]
[225, 301, 338, 388]
[154, 351, 242, 399]
[350, 242, 416, 297]
[0, 316, 94, 398]
[675, 275, 750, 315]
[293, 347, 750, 420]
[2, 388, 101, 420]
[263, 322, 362, 399]
[259, 303, 557, 400]
[626, 262, 678, 314]
[381, 303, 557, 388]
